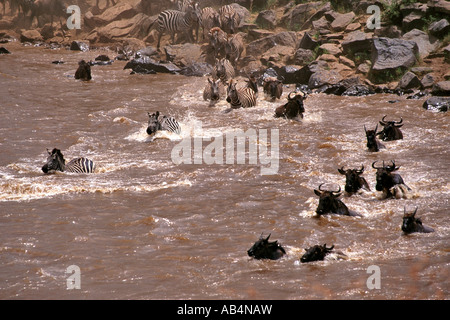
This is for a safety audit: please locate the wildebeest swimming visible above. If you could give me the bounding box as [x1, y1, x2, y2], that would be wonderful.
[263, 76, 283, 101]
[313, 183, 361, 216]
[377, 115, 404, 141]
[247, 234, 286, 260]
[75, 60, 92, 81]
[402, 207, 434, 234]
[372, 160, 411, 199]
[147, 111, 181, 135]
[274, 90, 307, 119]
[300, 244, 334, 263]
[42, 148, 95, 174]
[338, 165, 370, 194]
[364, 124, 385, 152]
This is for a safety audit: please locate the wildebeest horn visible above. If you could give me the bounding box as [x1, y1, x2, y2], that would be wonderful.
[394, 117, 403, 127]
[324, 244, 334, 251]
[387, 160, 399, 171]
[380, 115, 388, 125]
[318, 183, 326, 192]
[332, 185, 341, 195]
[338, 166, 346, 174]
[372, 161, 383, 169]
[358, 165, 365, 174]
[288, 91, 296, 100]
[265, 233, 271, 241]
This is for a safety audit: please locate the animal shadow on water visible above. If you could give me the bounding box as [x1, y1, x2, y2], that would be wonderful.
[247, 234, 286, 260]
[402, 206, 434, 234]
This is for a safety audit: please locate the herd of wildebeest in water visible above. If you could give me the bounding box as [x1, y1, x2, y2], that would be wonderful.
[25, 0, 437, 264]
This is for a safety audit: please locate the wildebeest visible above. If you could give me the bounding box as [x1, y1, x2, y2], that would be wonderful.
[247, 234, 286, 260]
[274, 90, 306, 119]
[402, 207, 434, 234]
[30, 0, 65, 27]
[263, 76, 283, 101]
[372, 160, 411, 199]
[338, 165, 370, 194]
[42, 148, 96, 174]
[75, 60, 92, 81]
[377, 115, 404, 141]
[314, 183, 361, 216]
[147, 111, 181, 135]
[203, 77, 225, 106]
[300, 244, 334, 263]
[364, 124, 385, 152]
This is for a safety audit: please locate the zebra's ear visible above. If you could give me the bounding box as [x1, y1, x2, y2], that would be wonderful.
[155, 111, 160, 119]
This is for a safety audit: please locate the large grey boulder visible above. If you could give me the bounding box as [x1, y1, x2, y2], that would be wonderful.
[370, 38, 418, 74]
[402, 29, 440, 59]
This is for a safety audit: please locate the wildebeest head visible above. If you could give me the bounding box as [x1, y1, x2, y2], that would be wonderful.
[402, 207, 434, 234]
[314, 183, 349, 216]
[74, 59, 92, 81]
[274, 90, 306, 119]
[263, 76, 283, 100]
[364, 124, 385, 152]
[147, 111, 162, 135]
[338, 165, 370, 194]
[247, 233, 286, 260]
[42, 148, 65, 173]
[372, 160, 401, 192]
[377, 115, 403, 141]
[300, 244, 334, 263]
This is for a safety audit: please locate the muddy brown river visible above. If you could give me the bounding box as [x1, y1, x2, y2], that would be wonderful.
[0, 42, 448, 299]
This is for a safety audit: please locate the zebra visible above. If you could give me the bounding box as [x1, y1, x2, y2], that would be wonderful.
[155, 2, 200, 50]
[226, 80, 257, 109]
[224, 33, 244, 67]
[214, 58, 235, 85]
[200, 7, 220, 41]
[218, 4, 241, 34]
[208, 26, 227, 59]
[203, 77, 225, 106]
[42, 148, 95, 174]
[147, 111, 181, 135]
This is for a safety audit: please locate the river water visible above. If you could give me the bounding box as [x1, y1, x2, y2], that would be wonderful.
[0, 42, 448, 300]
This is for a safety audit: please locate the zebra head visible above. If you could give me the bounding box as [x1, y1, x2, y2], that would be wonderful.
[42, 148, 65, 173]
[147, 111, 163, 135]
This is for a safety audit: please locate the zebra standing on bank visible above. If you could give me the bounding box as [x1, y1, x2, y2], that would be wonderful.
[147, 111, 181, 135]
[200, 6, 220, 40]
[218, 4, 241, 34]
[214, 58, 235, 85]
[155, 2, 200, 50]
[42, 148, 96, 174]
[226, 79, 257, 109]
[224, 33, 244, 67]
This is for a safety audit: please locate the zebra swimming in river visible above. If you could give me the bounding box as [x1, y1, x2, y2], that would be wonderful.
[147, 111, 181, 135]
[41, 148, 96, 174]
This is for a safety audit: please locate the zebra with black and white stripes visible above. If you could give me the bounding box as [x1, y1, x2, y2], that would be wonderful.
[200, 7, 220, 40]
[218, 4, 241, 34]
[42, 148, 96, 174]
[147, 111, 181, 135]
[224, 33, 244, 67]
[155, 2, 200, 49]
[226, 80, 257, 109]
[214, 58, 235, 85]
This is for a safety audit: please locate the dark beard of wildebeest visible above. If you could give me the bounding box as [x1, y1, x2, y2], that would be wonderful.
[247, 234, 286, 260]
[372, 160, 411, 198]
[338, 165, 370, 194]
[75, 60, 92, 81]
[300, 244, 334, 263]
[364, 124, 385, 152]
[274, 90, 306, 119]
[402, 207, 434, 234]
[313, 184, 361, 216]
[377, 115, 404, 141]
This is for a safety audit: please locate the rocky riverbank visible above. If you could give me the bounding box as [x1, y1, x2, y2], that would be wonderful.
[0, 0, 449, 110]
